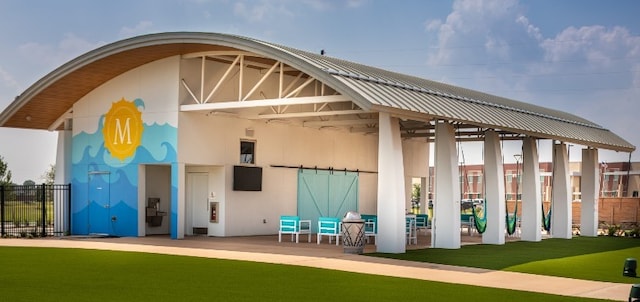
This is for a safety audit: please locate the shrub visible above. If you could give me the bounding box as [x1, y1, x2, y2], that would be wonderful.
[603, 223, 622, 236]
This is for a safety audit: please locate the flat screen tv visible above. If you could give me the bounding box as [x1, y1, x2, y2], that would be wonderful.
[233, 165, 262, 191]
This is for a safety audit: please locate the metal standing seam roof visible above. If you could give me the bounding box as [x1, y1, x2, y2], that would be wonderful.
[280, 45, 634, 152]
[0, 32, 635, 153]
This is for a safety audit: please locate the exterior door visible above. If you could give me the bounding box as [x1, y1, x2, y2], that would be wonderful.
[187, 173, 209, 232]
[297, 169, 359, 232]
[88, 171, 111, 235]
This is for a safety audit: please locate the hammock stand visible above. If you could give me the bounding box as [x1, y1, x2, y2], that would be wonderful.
[506, 150, 521, 236]
[458, 134, 487, 234]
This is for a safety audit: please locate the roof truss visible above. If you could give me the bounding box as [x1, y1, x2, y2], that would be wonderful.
[179, 51, 366, 123]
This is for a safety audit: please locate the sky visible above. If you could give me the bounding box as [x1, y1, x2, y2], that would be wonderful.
[1, 0, 640, 183]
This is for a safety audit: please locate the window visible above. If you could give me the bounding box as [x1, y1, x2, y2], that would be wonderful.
[240, 140, 255, 164]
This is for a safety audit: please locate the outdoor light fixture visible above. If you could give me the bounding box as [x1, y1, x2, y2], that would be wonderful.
[513, 154, 522, 163]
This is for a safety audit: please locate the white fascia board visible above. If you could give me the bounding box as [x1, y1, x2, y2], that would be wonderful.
[180, 95, 350, 111]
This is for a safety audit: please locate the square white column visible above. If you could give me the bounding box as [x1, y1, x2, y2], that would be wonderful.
[482, 130, 506, 244]
[521, 137, 542, 241]
[580, 148, 599, 237]
[432, 121, 461, 249]
[376, 112, 407, 253]
[551, 143, 572, 239]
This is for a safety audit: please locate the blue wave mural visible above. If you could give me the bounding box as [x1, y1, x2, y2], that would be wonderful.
[71, 98, 177, 236]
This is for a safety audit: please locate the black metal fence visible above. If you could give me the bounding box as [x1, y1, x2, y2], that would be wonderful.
[0, 184, 71, 237]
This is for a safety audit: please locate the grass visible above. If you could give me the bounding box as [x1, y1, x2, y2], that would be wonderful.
[0, 246, 616, 302]
[4, 200, 54, 225]
[368, 236, 640, 283]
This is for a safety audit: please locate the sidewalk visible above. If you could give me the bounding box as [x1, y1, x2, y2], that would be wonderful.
[0, 236, 632, 301]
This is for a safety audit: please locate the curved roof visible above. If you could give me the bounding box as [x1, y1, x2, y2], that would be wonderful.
[0, 32, 634, 152]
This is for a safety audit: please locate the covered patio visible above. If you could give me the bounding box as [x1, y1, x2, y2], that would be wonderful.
[0, 32, 634, 253]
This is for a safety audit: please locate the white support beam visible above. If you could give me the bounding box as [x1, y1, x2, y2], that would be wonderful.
[238, 55, 244, 101]
[278, 62, 283, 99]
[483, 130, 506, 245]
[284, 77, 315, 98]
[303, 118, 378, 127]
[53, 129, 72, 236]
[432, 121, 461, 249]
[551, 143, 572, 239]
[242, 61, 280, 102]
[316, 103, 329, 112]
[521, 136, 542, 242]
[182, 51, 260, 59]
[204, 55, 241, 104]
[580, 148, 599, 237]
[181, 79, 200, 104]
[376, 112, 406, 253]
[255, 109, 364, 120]
[181, 95, 350, 111]
[200, 56, 205, 103]
[282, 72, 303, 97]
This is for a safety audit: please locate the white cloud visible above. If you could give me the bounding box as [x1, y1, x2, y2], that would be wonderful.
[425, 0, 529, 68]
[119, 21, 154, 38]
[18, 33, 104, 70]
[422, 0, 640, 161]
[516, 15, 543, 42]
[232, 0, 355, 23]
[345, 0, 366, 8]
[301, 0, 333, 10]
[0, 66, 19, 94]
[424, 19, 442, 32]
[233, 1, 294, 23]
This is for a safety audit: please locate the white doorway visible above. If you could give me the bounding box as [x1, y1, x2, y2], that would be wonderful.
[186, 172, 209, 235]
[143, 165, 171, 235]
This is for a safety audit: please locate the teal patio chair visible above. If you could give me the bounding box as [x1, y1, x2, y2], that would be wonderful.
[416, 214, 429, 234]
[361, 214, 377, 244]
[278, 215, 311, 243]
[406, 215, 417, 245]
[317, 217, 341, 245]
[460, 213, 475, 236]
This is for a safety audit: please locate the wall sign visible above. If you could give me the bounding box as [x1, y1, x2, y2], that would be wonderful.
[102, 98, 144, 161]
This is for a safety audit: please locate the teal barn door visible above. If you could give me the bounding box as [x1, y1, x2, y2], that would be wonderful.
[297, 169, 359, 232]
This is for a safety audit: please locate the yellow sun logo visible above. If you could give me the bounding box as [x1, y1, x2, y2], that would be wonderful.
[102, 98, 144, 161]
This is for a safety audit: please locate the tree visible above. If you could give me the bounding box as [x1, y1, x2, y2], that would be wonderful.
[41, 164, 55, 185]
[0, 155, 12, 186]
[23, 179, 36, 186]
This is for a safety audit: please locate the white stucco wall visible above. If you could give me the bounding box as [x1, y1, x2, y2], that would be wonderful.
[178, 112, 379, 236]
[67, 53, 424, 237]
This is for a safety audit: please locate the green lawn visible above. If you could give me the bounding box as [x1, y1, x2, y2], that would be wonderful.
[4, 200, 54, 225]
[0, 246, 617, 302]
[368, 236, 640, 283]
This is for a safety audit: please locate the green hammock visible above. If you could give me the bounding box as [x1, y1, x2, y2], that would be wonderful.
[471, 201, 487, 233]
[506, 199, 518, 235]
[542, 204, 552, 231]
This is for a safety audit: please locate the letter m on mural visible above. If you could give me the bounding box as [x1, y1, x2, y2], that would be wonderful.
[102, 98, 144, 161]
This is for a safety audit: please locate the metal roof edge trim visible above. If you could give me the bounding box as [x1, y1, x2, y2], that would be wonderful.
[0, 32, 373, 127]
[370, 104, 635, 153]
[324, 68, 605, 130]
